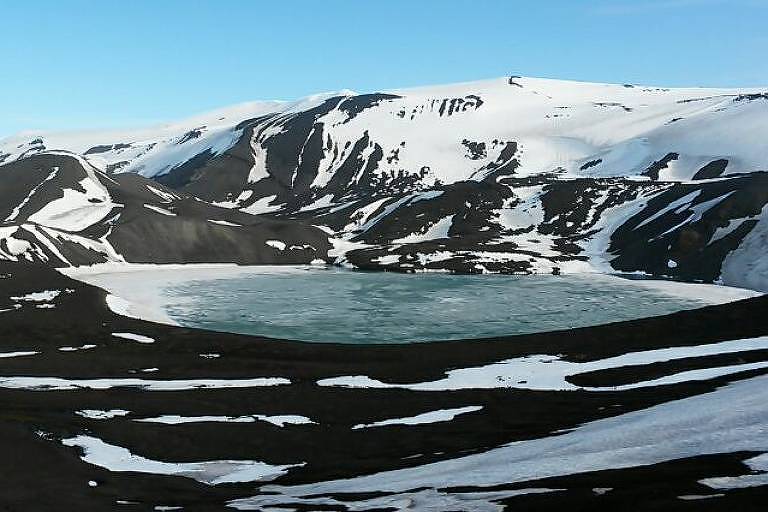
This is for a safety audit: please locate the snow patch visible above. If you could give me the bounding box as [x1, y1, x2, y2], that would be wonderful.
[352, 406, 482, 429]
[136, 414, 315, 427]
[112, 332, 155, 344]
[143, 204, 176, 216]
[265, 240, 286, 251]
[77, 409, 130, 420]
[62, 435, 302, 485]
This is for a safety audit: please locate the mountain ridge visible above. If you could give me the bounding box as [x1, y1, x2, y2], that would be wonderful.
[1, 75, 767, 289]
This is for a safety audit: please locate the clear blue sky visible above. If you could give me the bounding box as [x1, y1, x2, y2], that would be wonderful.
[1, 0, 766, 137]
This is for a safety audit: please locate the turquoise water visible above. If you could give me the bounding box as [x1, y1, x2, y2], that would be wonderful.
[162, 268, 708, 344]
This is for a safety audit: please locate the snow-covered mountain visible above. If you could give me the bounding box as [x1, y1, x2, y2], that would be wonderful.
[1, 76, 767, 288]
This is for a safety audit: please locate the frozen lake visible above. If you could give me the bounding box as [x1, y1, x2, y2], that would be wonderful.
[67, 265, 761, 344]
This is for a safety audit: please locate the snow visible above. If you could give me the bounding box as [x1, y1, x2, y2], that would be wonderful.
[634, 190, 701, 230]
[318, 335, 768, 392]
[392, 214, 454, 243]
[231, 487, 559, 511]
[21, 224, 69, 263]
[328, 236, 370, 262]
[700, 452, 768, 490]
[247, 373, 768, 507]
[709, 217, 749, 245]
[341, 198, 391, 232]
[105, 294, 133, 316]
[136, 414, 315, 427]
[352, 406, 482, 429]
[373, 254, 400, 265]
[357, 195, 418, 233]
[1, 75, 762, 288]
[28, 177, 116, 232]
[720, 204, 768, 292]
[76, 409, 130, 420]
[0, 222, 128, 266]
[651, 191, 736, 240]
[0, 351, 39, 359]
[265, 240, 286, 250]
[292, 76, 767, 189]
[208, 219, 241, 226]
[298, 194, 335, 212]
[3, 76, 767, 195]
[143, 204, 176, 216]
[62, 435, 302, 485]
[678, 494, 724, 501]
[146, 185, 177, 203]
[416, 251, 455, 266]
[239, 194, 280, 215]
[0, 376, 290, 391]
[409, 190, 444, 204]
[4, 168, 59, 222]
[493, 187, 545, 230]
[2, 234, 32, 258]
[0, 90, 349, 187]
[112, 332, 155, 344]
[11, 290, 60, 302]
[58, 344, 97, 352]
[587, 275, 760, 304]
[100, 283, 178, 325]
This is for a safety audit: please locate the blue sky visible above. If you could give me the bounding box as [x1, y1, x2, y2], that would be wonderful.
[1, 0, 766, 137]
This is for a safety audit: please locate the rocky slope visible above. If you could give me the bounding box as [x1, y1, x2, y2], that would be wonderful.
[1, 76, 767, 288]
[1, 262, 767, 510]
[0, 152, 329, 266]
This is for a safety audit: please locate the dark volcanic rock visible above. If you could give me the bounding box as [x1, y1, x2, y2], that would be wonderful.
[337, 93, 400, 122]
[693, 159, 729, 180]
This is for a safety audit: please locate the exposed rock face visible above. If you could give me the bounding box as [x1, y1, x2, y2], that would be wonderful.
[1, 76, 767, 288]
